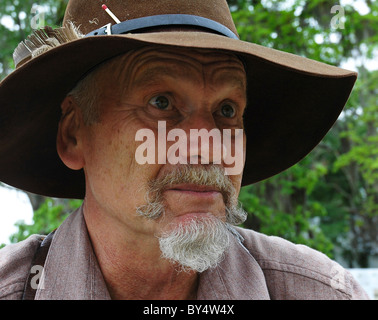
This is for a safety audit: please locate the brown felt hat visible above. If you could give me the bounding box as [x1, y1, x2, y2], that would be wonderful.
[0, 0, 357, 199]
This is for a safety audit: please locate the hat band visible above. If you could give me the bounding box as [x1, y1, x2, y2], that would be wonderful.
[85, 14, 239, 39]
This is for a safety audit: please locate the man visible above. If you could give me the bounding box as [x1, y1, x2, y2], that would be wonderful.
[0, 0, 368, 299]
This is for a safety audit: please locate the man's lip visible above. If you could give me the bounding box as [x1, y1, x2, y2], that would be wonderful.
[165, 184, 220, 193]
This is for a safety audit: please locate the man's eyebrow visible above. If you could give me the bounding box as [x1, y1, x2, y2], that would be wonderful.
[213, 70, 247, 92]
[225, 74, 247, 91]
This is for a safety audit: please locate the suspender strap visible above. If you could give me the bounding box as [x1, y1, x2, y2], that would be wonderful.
[22, 230, 55, 300]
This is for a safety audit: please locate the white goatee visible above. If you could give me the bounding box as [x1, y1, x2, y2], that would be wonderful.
[158, 216, 231, 273]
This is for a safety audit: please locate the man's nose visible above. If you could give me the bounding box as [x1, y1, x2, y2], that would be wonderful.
[171, 111, 223, 165]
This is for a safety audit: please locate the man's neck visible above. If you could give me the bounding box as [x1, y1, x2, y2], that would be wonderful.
[82, 201, 199, 300]
[101, 255, 199, 300]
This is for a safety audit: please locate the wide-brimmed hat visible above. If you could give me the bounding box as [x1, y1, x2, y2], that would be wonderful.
[0, 0, 357, 199]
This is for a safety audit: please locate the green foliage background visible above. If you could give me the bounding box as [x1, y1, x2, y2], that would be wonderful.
[0, 0, 377, 267]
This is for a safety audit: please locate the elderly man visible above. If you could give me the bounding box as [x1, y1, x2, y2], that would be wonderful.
[0, 0, 368, 300]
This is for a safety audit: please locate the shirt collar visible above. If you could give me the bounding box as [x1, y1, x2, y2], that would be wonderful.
[35, 206, 110, 299]
[197, 228, 270, 299]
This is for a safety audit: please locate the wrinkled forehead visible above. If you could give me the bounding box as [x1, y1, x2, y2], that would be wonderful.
[135, 47, 246, 88]
[97, 46, 247, 94]
[129, 46, 246, 71]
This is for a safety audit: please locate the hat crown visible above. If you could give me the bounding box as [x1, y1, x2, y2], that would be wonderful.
[63, 0, 238, 37]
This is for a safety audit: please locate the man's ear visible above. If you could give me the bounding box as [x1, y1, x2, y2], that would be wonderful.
[56, 96, 85, 170]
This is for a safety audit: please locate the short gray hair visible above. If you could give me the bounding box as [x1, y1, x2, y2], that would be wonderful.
[67, 68, 102, 125]
[66, 49, 138, 125]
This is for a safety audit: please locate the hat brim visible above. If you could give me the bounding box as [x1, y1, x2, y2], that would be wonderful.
[0, 31, 357, 198]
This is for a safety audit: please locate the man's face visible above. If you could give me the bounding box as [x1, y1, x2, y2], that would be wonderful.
[79, 46, 247, 262]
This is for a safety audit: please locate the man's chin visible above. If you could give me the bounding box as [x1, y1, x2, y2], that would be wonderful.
[164, 211, 224, 229]
[157, 215, 231, 273]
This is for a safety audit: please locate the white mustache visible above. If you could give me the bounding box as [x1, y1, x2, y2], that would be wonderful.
[137, 164, 246, 225]
[151, 164, 235, 202]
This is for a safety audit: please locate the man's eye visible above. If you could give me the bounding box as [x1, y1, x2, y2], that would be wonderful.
[221, 104, 236, 118]
[148, 95, 171, 110]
